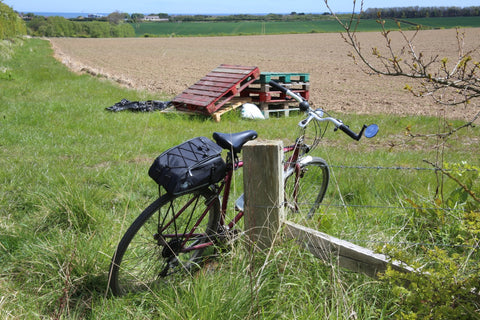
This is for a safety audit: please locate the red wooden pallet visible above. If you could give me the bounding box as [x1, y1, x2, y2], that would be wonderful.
[172, 64, 260, 115]
[241, 89, 310, 102]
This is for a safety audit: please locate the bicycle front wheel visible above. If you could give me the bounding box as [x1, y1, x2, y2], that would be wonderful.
[284, 156, 329, 219]
[109, 188, 220, 296]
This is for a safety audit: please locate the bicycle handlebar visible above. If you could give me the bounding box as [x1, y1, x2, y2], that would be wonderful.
[269, 80, 310, 111]
[268, 79, 288, 94]
[268, 80, 378, 140]
[338, 124, 367, 141]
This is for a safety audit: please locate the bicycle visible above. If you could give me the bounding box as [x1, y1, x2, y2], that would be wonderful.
[108, 80, 378, 296]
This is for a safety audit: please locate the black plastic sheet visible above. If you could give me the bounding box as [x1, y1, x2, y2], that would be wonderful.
[106, 99, 170, 112]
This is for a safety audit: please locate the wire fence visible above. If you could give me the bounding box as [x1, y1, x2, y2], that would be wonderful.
[244, 141, 479, 277]
[329, 164, 479, 172]
[288, 163, 479, 251]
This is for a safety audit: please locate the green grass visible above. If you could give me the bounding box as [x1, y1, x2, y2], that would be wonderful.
[0, 38, 478, 318]
[133, 20, 346, 37]
[132, 16, 480, 37]
[402, 16, 480, 29]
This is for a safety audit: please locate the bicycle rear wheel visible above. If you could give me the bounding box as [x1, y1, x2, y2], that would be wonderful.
[284, 156, 329, 219]
[109, 188, 220, 296]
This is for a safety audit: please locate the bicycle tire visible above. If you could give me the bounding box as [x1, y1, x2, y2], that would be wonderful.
[109, 188, 220, 296]
[284, 156, 329, 219]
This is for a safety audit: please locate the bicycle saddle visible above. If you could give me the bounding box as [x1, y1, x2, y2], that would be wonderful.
[212, 130, 258, 154]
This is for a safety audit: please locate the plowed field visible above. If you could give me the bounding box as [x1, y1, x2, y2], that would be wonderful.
[50, 29, 480, 120]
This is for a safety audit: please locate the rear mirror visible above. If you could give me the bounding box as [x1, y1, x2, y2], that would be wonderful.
[364, 124, 379, 138]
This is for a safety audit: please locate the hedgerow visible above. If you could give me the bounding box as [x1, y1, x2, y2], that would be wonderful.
[0, 1, 26, 39]
[27, 16, 135, 38]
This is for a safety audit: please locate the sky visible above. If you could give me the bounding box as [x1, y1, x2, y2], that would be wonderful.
[4, 0, 480, 15]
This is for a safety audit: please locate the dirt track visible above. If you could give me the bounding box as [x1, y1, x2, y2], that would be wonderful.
[50, 29, 480, 120]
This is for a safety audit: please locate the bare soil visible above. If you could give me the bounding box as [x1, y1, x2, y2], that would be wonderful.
[49, 29, 480, 121]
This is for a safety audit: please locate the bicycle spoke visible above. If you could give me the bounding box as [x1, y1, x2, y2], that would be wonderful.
[284, 157, 329, 219]
[109, 190, 220, 295]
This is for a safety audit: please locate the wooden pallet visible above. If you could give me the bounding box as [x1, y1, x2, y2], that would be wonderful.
[241, 72, 310, 118]
[242, 87, 310, 102]
[255, 72, 310, 84]
[242, 72, 310, 103]
[172, 64, 260, 115]
[211, 97, 252, 122]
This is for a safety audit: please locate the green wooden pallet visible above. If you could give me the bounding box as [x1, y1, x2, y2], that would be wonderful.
[255, 72, 310, 84]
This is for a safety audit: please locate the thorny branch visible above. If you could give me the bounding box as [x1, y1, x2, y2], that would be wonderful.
[406, 112, 479, 140]
[324, 0, 480, 129]
[424, 160, 480, 203]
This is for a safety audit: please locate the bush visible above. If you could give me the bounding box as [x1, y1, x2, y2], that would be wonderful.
[0, 1, 27, 39]
[381, 161, 480, 319]
[27, 15, 135, 38]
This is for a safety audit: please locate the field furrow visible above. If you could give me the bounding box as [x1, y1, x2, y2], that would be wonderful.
[50, 30, 480, 120]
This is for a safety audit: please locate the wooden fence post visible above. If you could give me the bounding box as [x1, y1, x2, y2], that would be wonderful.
[243, 140, 284, 251]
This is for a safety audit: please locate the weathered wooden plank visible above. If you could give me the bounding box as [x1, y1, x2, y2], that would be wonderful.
[173, 94, 213, 107]
[203, 74, 240, 82]
[193, 81, 232, 90]
[283, 220, 414, 278]
[183, 88, 222, 97]
[212, 68, 253, 74]
[211, 97, 252, 122]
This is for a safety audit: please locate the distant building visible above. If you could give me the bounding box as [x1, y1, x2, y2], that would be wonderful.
[143, 15, 168, 22]
[88, 14, 104, 18]
[19, 13, 32, 20]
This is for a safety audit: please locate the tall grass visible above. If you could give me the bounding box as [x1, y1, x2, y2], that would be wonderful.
[0, 38, 478, 318]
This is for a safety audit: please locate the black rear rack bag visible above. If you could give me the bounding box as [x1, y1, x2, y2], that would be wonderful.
[148, 137, 226, 195]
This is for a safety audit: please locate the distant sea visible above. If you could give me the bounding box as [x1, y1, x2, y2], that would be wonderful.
[30, 12, 109, 18]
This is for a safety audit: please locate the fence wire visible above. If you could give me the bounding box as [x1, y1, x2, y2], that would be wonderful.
[329, 164, 479, 172]
[284, 163, 479, 251]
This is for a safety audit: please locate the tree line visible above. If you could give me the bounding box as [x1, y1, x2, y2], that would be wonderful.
[26, 15, 135, 38]
[97, 12, 333, 23]
[0, 0, 27, 39]
[110, 7, 480, 23]
[164, 12, 333, 22]
[361, 6, 480, 19]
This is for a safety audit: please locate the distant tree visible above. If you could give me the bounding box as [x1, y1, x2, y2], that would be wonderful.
[130, 13, 144, 23]
[265, 13, 283, 20]
[47, 16, 75, 36]
[26, 16, 46, 33]
[361, 6, 480, 19]
[107, 11, 128, 25]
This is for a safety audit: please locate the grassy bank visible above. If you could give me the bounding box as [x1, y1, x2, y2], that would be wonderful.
[0, 38, 478, 318]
